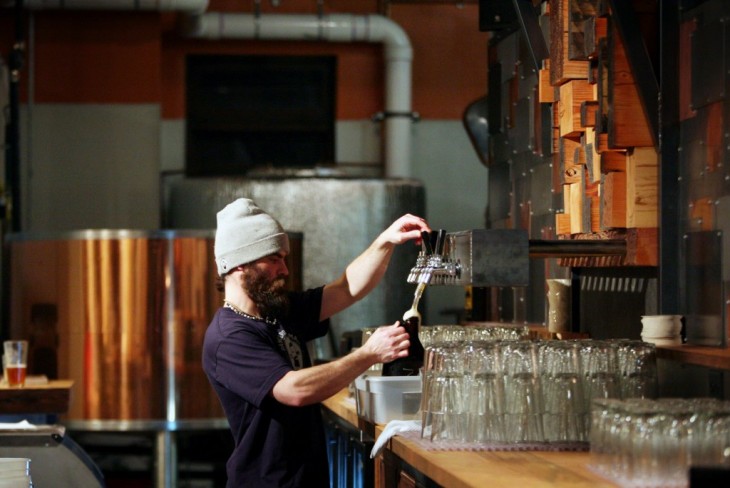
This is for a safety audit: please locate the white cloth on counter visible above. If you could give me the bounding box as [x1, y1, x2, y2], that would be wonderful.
[370, 420, 424, 458]
[0, 420, 38, 430]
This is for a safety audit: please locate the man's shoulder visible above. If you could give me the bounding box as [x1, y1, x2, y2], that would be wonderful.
[287, 286, 324, 309]
[209, 308, 267, 335]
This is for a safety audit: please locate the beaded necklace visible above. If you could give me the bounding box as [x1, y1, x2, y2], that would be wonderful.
[223, 300, 278, 325]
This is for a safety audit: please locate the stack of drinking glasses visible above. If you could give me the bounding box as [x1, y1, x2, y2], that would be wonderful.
[465, 325, 531, 342]
[616, 339, 658, 400]
[422, 342, 466, 442]
[502, 340, 545, 443]
[539, 341, 584, 442]
[419, 324, 531, 349]
[590, 398, 730, 488]
[420, 326, 462, 349]
[420, 338, 658, 448]
[463, 341, 505, 443]
[577, 340, 621, 434]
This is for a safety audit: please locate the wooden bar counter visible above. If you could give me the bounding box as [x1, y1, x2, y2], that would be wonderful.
[322, 389, 617, 488]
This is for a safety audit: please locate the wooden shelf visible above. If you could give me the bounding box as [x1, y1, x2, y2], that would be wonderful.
[656, 344, 730, 370]
[0, 380, 74, 415]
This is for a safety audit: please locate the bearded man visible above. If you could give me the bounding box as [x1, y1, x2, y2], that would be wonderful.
[202, 198, 430, 488]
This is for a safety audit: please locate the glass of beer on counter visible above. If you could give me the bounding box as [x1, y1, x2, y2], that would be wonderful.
[3, 340, 28, 387]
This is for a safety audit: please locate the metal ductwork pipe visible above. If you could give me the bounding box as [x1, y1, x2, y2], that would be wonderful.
[15, 1, 415, 177]
[17, 0, 209, 13]
[182, 13, 414, 178]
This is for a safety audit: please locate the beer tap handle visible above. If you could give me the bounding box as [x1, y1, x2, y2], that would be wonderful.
[429, 232, 439, 255]
[434, 229, 447, 255]
[421, 231, 433, 255]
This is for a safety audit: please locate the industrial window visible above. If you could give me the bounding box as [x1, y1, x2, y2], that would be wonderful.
[185, 55, 336, 176]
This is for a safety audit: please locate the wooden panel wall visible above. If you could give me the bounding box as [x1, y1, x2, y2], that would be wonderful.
[543, 0, 658, 266]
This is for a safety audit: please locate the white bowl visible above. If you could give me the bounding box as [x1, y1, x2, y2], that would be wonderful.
[642, 335, 682, 347]
[641, 315, 682, 338]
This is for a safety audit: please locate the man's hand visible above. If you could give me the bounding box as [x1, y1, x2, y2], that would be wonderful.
[360, 323, 411, 363]
[271, 322, 411, 406]
[320, 214, 430, 321]
[377, 214, 431, 247]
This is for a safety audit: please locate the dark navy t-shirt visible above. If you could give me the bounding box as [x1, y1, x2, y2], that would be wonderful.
[203, 287, 331, 487]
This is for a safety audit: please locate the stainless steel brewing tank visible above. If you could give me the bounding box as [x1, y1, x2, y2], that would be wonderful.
[164, 176, 426, 356]
[6, 229, 294, 425]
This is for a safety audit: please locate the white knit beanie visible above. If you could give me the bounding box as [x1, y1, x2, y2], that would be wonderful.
[214, 198, 290, 276]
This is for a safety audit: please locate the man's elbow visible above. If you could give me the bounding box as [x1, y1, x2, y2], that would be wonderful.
[271, 378, 318, 407]
[275, 391, 319, 407]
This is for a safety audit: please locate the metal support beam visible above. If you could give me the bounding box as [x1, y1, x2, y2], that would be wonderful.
[5, 0, 24, 232]
[658, 0, 680, 314]
[511, 0, 549, 74]
[607, 0, 660, 148]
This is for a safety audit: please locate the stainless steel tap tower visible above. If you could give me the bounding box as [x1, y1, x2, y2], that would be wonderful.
[408, 229, 627, 287]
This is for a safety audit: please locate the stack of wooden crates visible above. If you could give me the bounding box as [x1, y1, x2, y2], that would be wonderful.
[540, 0, 658, 267]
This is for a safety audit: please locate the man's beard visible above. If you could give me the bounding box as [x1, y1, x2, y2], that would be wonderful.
[242, 267, 290, 320]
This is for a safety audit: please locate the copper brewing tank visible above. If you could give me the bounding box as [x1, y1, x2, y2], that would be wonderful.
[6, 229, 302, 428]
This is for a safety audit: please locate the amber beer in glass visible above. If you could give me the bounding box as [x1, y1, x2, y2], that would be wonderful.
[3, 340, 28, 387]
